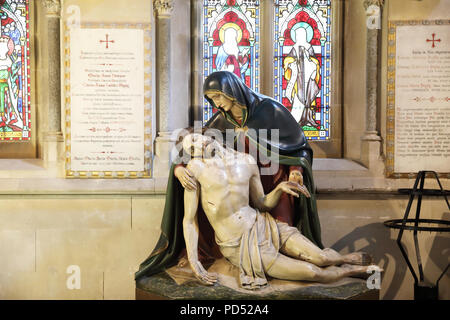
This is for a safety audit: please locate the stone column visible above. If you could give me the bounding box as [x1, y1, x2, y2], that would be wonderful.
[361, 0, 384, 171]
[153, 0, 175, 180]
[154, 0, 172, 134]
[43, 0, 64, 163]
[190, 0, 202, 123]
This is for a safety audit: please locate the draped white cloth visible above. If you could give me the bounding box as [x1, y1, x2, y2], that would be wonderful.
[215, 211, 297, 289]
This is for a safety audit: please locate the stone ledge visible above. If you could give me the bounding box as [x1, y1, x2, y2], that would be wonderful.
[313, 158, 367, 171]
[0, 159, 447, 195]
[0, 160, 168, 195]
[0, 177, 164, 195]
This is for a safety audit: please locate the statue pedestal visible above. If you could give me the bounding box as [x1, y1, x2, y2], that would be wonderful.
[135, 259, 379, 300]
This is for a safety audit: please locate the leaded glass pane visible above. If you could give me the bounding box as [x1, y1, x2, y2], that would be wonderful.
[274, 0, 331, 140]
[202, 0, 260, 123]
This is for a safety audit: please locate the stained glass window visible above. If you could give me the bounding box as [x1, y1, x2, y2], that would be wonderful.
[0, 0, 30, 141]
[274, 0, 331, 140]
[202, 0, 260, 123]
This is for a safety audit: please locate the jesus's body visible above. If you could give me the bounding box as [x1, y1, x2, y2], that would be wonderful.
[183, 133, 376, 287]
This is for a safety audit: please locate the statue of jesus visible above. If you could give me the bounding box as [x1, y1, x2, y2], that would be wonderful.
[182, 133, 379, 289]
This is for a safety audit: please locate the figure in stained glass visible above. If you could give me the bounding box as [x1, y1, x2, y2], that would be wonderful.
[203, 0, 259, 123]
[284, 26, 320, 127]
[274, 0, 331, 140]
[215, 24, 249, 79]
[0, 0, 30, 141]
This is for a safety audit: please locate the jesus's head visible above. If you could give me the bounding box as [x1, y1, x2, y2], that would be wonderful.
[182, 133, 225, 160]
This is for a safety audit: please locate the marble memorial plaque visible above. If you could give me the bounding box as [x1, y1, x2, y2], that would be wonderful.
[64, 24, 152, 179]
[387, 20, 450, 177]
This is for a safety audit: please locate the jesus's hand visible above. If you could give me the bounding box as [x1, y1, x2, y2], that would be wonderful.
[189, 260, 218, 286]
[277, 181, 311, 198]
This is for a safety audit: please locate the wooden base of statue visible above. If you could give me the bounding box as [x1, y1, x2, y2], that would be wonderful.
[135, 258, 379, 300]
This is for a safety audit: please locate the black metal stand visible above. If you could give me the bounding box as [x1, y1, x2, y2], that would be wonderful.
[384, 171, 450, 300]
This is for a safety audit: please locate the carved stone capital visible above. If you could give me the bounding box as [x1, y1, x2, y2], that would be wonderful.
[363, 0, 385, 10]
[153, 0, 173, 18]
[43, 0, 61, 17]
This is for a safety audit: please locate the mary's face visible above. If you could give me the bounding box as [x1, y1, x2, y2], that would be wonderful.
[205, 92, 234, 112]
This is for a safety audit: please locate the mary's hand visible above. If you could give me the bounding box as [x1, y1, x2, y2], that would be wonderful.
[289, 170, 304, 186]
[174, 166, 198, 191]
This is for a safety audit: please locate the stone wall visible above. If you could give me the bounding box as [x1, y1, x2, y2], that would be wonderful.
[0, 195, 165, 299]
[0, 192, 447, 300]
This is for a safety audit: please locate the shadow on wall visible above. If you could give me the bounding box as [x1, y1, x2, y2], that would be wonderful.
[330, 219, 449, 300]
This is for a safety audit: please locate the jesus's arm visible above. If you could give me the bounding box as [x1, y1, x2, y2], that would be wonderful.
[183, 161, 217, 286]
[249, 160, 310, 212]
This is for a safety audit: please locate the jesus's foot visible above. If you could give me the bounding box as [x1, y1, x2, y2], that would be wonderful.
[342, 252, 372, 266]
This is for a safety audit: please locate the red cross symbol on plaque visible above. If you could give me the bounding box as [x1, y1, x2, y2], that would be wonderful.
[100, 34, 115, 49]
[426, 33, 441, 48]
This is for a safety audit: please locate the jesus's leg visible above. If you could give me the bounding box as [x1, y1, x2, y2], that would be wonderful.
[280, 231, 371, 267]
[266, 253, 372, 283]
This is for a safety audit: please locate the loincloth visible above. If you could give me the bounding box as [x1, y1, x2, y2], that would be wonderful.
[215, 211, 298, 290]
